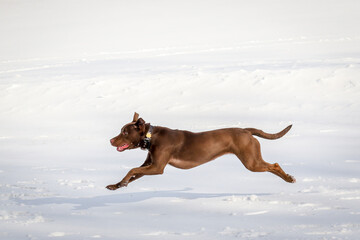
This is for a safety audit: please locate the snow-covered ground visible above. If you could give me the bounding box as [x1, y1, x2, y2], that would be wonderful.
[1, 1, 360, 239]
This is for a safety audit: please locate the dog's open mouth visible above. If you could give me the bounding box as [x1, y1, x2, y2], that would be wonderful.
[117, 144, 130, 152]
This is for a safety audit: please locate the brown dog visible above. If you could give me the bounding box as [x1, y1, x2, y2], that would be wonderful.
[106, 112, 295, 190]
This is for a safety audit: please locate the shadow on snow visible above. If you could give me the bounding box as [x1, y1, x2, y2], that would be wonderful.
[15, 188, 270, 210]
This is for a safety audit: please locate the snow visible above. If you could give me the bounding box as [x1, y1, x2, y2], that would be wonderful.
[1, 0, 360, 239]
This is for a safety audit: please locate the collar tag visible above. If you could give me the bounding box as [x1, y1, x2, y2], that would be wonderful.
[146, 125, 153, 139]
[140, 124, 153, 151]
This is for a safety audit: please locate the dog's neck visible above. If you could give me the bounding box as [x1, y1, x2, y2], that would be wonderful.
[140, 123, 153, 150]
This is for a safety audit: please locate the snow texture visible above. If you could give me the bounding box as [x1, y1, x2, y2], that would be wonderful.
[1, 0, 360, 239]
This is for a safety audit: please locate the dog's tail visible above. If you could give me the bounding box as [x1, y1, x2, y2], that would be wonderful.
[245, 125, 292, 140]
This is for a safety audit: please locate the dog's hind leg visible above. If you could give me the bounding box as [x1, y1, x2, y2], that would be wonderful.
[234, 136, 295, 183]
[267, 162, 296, 183]
[237, 153, 296, 183]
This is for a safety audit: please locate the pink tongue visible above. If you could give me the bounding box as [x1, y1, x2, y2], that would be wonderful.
[118, 144, 129, 151]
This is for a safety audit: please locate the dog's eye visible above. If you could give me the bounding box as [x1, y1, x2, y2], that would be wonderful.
[123, 131, 128, 136]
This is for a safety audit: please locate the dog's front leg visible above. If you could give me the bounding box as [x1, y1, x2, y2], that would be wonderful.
[126, 154, 153, 184]
[106, 151, 169, 190]
[106, 164, 165, 190]
[128, 174, 144, 183]
[106, 153, 153, 190]
[121, 164, 165, 187]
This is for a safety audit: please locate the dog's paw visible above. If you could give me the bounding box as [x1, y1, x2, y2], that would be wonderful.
[287, 175, 296, 183]
[106, 184, 119, 190]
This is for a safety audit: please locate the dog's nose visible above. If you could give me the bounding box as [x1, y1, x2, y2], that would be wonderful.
[110, 139, 115, 145]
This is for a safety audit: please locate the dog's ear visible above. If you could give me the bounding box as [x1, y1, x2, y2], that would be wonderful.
[133, 112, 139, 122]
[134, 118, 146, 133]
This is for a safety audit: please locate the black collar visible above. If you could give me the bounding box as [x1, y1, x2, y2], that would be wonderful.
[140, 124, 153, 150]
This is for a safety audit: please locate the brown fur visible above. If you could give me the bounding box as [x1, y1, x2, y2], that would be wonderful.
[106, 112, 295, 190]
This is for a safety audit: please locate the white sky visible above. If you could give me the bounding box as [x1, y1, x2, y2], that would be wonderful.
[1, 0, 359, 60]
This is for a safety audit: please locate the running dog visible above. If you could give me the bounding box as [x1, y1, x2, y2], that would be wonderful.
[107, 112, 295, 190]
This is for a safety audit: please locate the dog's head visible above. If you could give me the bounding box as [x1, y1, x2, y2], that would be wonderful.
[110, 112, 147, 152]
